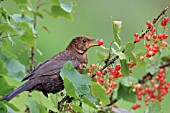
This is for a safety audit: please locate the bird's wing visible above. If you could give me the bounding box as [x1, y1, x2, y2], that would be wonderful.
[22, 51, 80, 81]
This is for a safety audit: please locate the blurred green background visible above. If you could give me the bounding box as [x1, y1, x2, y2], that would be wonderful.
[2, 0, 170, 113]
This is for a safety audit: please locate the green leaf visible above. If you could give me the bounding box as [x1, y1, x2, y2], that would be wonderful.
[145, 101, 162, 113]
[124, 42, 135, 54]
[63, 77, 79, 99]
[3, 102, 19, 111]
[27, 98, 40, 113]
[60, 3, 73, 13]
[15, 22, 36, 47]
[112, 18, 122, 46]
[12, 14, 36, 46]
[0, 75, 14, 96]
[0, 102, 7, 113]
[45, 5, 72, 20]
[120, 59, 130, 76]
[30, 11, 43, 19]
[115, 51, 126, 60]
[124, 42, 136, 62]
[60, 62, 91, 96]
[0, 58, 7, 76]
[82, 95, 97, 109]
[3, 58, 26, 80]
[90, 81, 110, 105]
[147, 65, 159, 75]
[117, 84, 136, 103]
[122, 76, 137, 87]
[70, 104, 84, 113]
[0, 23, 15, 33]
[14, 0, 27, 4]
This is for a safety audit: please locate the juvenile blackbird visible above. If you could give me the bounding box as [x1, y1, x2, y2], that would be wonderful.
[1, 36, 100, 101]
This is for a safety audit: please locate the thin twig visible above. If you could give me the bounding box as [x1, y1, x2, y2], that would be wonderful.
[29, 0, 41, 71]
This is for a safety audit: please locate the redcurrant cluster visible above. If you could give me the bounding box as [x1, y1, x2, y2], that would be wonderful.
[134, 17, 169, 60]
[88, 64, 123, 95]
[128, 61, 137, 74]
[132, 68, 170, 110]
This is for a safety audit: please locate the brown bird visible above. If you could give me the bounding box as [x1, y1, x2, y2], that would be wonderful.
[1, 36, 100, 101]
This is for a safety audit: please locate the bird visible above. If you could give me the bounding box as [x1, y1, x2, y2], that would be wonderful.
[1, 36, 100, 101]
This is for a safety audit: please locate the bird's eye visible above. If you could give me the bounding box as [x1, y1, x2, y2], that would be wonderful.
[83, 39, 87, 43]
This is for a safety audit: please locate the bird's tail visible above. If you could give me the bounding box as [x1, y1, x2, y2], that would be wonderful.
[1, 81, 38, 101]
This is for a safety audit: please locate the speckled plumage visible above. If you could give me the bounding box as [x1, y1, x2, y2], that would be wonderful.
[1, 36, 99, 101]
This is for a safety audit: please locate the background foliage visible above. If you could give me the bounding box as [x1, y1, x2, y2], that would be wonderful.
[0, 0, 170, 113]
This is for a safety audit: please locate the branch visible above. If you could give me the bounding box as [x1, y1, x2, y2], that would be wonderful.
[29, 0, 41, 71]
[91, 3, 170, 78]
[138, 60, 170, 84]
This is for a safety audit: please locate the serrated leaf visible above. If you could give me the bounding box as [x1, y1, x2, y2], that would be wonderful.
[117, 84, 136, 103]
[122, 76, 137, 87]
[115, 51, 126, 60]
[70, 104, 84, 113]
[82, 95, 97, 109]
[120, 59, 130, 76]
[45, 5, 72, 20]
[145, 101, 162, 113]
[63, 77, 79, 99]
[90, 81, 110, 105]
[147, 65, 159, 75]
[27, 98, 40, 113]
[16, 22, 36, 46]
[3, 58, 26, 80]
[124, 42, 136, 62]
[112, 18, 122, 46]
[124, 42, 135, 54]
[60, 62, 91, 96]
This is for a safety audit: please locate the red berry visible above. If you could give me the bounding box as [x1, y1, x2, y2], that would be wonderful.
[148, 51, 155, 56]
[149, 23, 154, 28]
[136, 104, 141, 108]
[162, 33, 168, 40]
[153, 34, 157, 39]
[163, 17, 169, 23]
[148, 31, 153, 36]
[130, 70, 133, 73]
[151, 27, 156, 33]
[98, 77, 104, 84]
[113, 105, 118, 108]
[96, 71, 101, 76]
[101, 70, 106, 75]
[161, 41, 167, 48]
[158, 34, 162, 40]
[115, 64, 121, 71]
[134, 33, 139, 37]
[161, 21, 166, 27]
[145, 43, 150, 48]
[140, 56, 144, 61]
[66, 106, 71, 111]
[112, 82, 117, 87]
[145, 53, 151, 58]
[90, 64, 97, 69]
[98, 39, 104, 45]
[135, 37, 140, 43]
[146, 21, 150, 26]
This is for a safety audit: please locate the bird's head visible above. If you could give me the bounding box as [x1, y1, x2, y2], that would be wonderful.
[66, 36, 101, 54]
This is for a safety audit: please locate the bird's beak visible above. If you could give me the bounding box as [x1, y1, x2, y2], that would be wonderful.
[88, 38, 101, 47]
